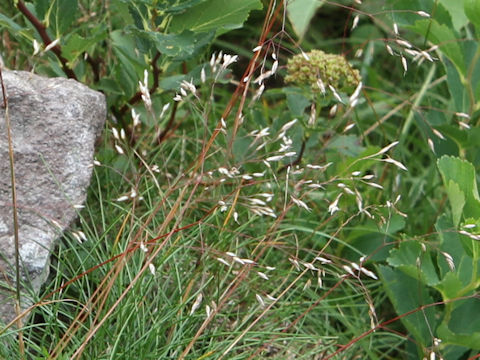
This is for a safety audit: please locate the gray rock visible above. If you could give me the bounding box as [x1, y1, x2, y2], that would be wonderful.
[0, 70, 105, 325]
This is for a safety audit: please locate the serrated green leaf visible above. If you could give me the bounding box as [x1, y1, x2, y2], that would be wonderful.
[287, 0, 325, 40]
[168, 0, 262, 34]
[438, 156, 480, 220]
[387, 241, 439, 286]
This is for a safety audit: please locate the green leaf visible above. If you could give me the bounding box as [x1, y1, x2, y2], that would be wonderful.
[0, 13, 25, 33]
[436, 214, 480, 290]
[35, 0, 50, 20]
[327, 135, 365, 157]
[163, 0, 210, 14]
[126, 27, 214, 59]
[111, 30, 146, 69]
[378, 265, 437, 347]
[118, 0, 210, 14]
[385, 0, 449, 28]
[97, 78, 125, 95]
[343, 216, 403, 262]
[287, 0, 325, 40]
[465, 0, 480, 31]
[387, 241, 439, 286]
[449, 298, 480, 336]
[168, 0, 262, 34]
[62, 27, 108, 64]
[151, 30, 214, 59]
[159, 74, 186, 90]
[47, 0, 78, 36]
[283, 87, 310, 116]
[445, 56, 471, 113]
[438, 156, 480, 220]
[438, 0, 469, 31]
[409, 19, 466, 76]
[445, 180, 466, 227]
[436, 215, 465, 279]
[233, 136, 254, 163]
[437, 298, 480, 349]
[110, 30, 147, 97]
[435, 272, 464, 299]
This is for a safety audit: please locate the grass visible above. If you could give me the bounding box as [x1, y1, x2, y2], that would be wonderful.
[2, 57, 402, 359]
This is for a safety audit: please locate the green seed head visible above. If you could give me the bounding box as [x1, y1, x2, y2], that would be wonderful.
[285, 50, 361, 93]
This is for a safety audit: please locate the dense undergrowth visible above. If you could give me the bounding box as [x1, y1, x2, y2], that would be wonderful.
[1, 0, 480, 359]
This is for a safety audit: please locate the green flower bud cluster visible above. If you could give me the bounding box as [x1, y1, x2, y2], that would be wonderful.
[285, 50, 361, 93]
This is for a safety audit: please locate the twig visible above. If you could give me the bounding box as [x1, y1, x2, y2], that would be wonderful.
[16, 0, 77, 80]
[85, 55, 101, 83]
[158, 101, 178, 143]
[0, 66, 25, 356]
[278, 139, 306, 173]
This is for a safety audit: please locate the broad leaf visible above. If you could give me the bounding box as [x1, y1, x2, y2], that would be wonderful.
[387, 241, 439, 286]
[438, 156, 480, 221]
[445, 56, 471, 114]
[128, 29, 215, 60]
[378, 265, 437, 348]
[0, 14, 25, 33]
[62, 26, 108, 64]
[465, 0, 480, 31]
[46, 0, 79, 36]
[409, 19, 466, 76]
[435, 214, 480, 294]
[287, 0, 325, 40]
[110, 30, 148, 97]
[163, 0, 210, 14]
[168, 0, 262, 34]
[152, 31, 214, 59]
[327, 135, 365, 157]
[437, 298, 480, 349]
[445, 180, 465, 227]
[283, 87, 311, 116]
[438, 0, 469, 31]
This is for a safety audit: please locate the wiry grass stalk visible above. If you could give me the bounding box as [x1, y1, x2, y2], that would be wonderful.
[0, 66, 25, 356]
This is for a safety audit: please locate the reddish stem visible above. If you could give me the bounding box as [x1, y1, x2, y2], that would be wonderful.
[17, 0, 77, 80]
